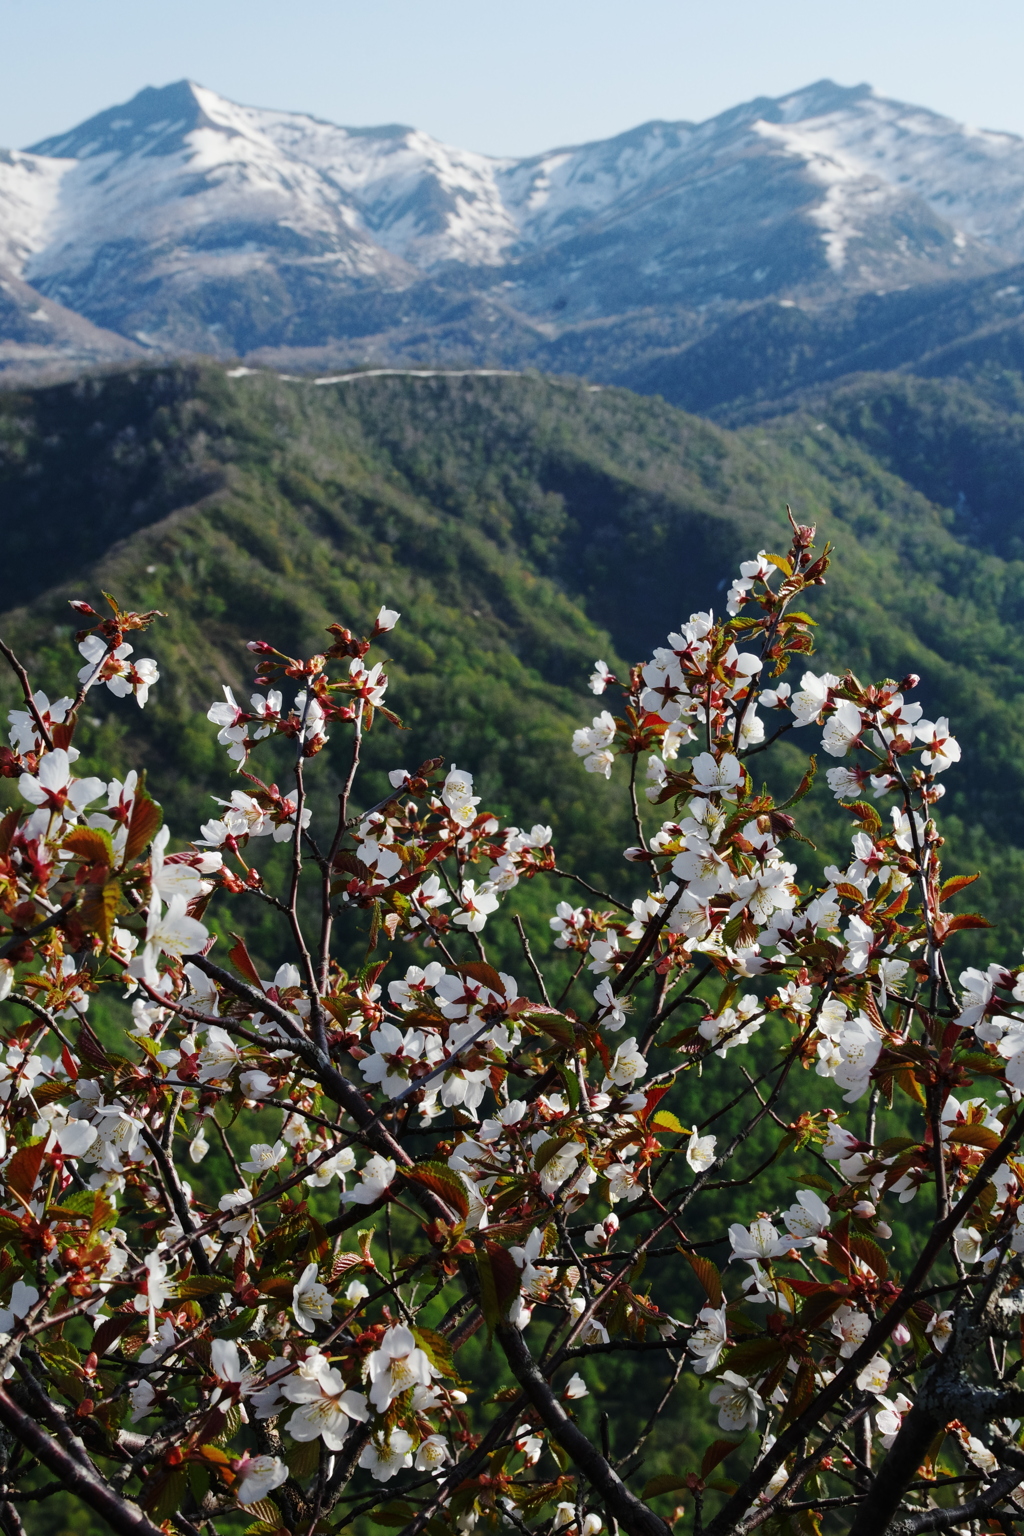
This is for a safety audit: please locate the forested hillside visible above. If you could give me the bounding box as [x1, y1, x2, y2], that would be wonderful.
[3, 361, 1024, 966]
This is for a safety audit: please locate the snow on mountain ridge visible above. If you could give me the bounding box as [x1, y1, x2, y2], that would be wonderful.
[0, 150, 72, 276]
[19, 77, 1024, 282]
[752, 92, 1024, 262]
[3, 77, 1022, 360]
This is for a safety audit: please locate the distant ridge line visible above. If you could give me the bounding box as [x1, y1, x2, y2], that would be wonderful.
[225, 365, 522, 385]
[224, 365, 602, 389]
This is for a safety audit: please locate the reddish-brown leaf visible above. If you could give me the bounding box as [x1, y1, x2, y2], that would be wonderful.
[228, 934, 263, 989]
[124, 787, 163, 864]
[701, 1440, 740, 1478]
[4, 1139, 46, 1203]
[77, 1022, 111, 1071]
[404, 1161, 470, 1220]
[92, 1312, 144, 1357]
[681, 1248, 723, 1308]
[946, 1124, 1002, 1151]
[780, 1359, 817, 1426]
[942, 912, 993, 934]
[484, 1240, 522, 1314]
[0, 810, 19, 858]
[849, 1235, 889, 1279]
[78, 878, 121, 945]
[458, 961, 506, 995]
[940, 873, 980, 901]
[62, 826, 115, 868]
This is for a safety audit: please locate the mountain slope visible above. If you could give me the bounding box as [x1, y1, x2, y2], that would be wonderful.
[3, 363, 1024, 965]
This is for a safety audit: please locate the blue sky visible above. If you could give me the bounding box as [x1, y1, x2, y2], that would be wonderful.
[0, 0, 1019, 155]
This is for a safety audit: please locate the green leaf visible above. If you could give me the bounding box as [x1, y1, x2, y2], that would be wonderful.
[240, 1500, 281, 1528]
[176, 1275, 234, 1298]
[368, 1504, 417, 1527]
[764, 553, 794, 576]
[286, 1436, 320, 1480]
[215, 1307, 260, 1338]
[145, 1467, 189, 1524]
[558, 1065, 581, 1111]
[413, 1326, 456, 1380]
[189, 1462, 211, 1505]
[533, 1133, 580, 1173]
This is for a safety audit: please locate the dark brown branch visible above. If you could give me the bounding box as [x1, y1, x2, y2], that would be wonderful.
[739, 719, 795, 758]
[0, 1385, 165, 1536]
[0, 639, 54, 750]
[495, 1320, 669, 1536]
[552, 867, 631, 914]
[0, 899, 77, 961]
[514, 914, 553, 1007]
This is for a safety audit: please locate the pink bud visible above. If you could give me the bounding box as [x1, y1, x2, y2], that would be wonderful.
[853, 1200, 876, 1219]
[246, 640, 274, 654]
[875, 1221, 893, 1239]
[892, 1323, 911, 1346]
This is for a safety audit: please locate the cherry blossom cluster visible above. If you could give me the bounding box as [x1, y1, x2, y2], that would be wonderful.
[1, 526, 1024, 1536]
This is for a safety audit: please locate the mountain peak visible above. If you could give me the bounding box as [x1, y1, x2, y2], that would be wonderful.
[26, 80, 213, 159]
[771, 78, 875, 122]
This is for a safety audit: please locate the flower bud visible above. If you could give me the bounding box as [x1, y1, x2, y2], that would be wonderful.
[853, 1200, 876, 1219]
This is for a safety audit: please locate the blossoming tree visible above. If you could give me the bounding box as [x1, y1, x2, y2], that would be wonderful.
[0, 516, 1021, 1536]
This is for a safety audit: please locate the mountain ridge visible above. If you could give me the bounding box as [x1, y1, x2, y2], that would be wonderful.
[1, 75, 1019, 377]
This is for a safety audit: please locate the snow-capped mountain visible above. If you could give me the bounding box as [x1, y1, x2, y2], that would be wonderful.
[3, 77, 1024, 371]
